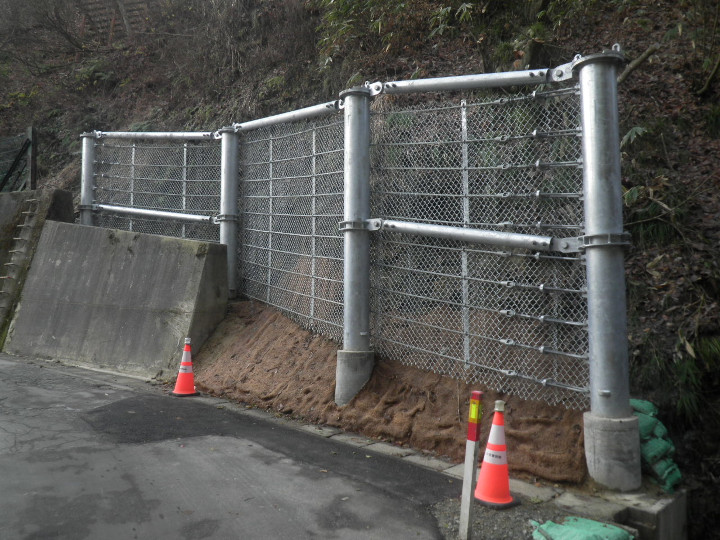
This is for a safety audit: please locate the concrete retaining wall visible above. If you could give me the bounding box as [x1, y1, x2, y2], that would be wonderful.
[4, 221, 228, 378]
[1, 189, 75, 346]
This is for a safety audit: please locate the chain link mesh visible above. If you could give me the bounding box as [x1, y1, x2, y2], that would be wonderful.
[86, 85, 590, 408]
[239, 115, 345, 342]
[93, 138, 221, 242]
[0, 133, 31, 192]
[370, 87, 588, 408]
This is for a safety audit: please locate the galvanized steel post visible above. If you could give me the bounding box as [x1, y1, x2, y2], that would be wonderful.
[80, 133, 97, 226]
[219, 128, 239, 298]
[336, 87, 374, 406]
[575, 46, 641, 491]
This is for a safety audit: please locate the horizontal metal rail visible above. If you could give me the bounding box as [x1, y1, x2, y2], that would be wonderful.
[374, 61, 574, 95]
[366, 218, 553, 250]
[85, 131, 217, 141]
[231, 101, 342, 133]
[364, 219, 580, 252]
[93, 204, 216, 224]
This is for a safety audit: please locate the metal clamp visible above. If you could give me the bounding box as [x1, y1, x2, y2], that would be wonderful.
[578, 232, 632, 251]
[79, 204, 96, 212]
[364, 81, 384, 96]
[339, 219, 383, 232]
[550, 236, 582, 253]
[546, 58, 579, 82]
[214, 214, 238, 224]
[339, 220, 368, 232]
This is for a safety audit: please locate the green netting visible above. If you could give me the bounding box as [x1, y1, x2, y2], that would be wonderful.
[531, 516, 634, 540]
[630, 399, 658, 417]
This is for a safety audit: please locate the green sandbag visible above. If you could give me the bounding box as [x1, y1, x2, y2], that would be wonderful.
[660, 463, 682, 493]
[532, 516, 633, 540]
[635, 412, 659, 440]
[641, 437, 675, 463]
[630, 399, 682, 493]
[652, 421, 668, 439]
[650, 457, 674, 479]
[651, 458, 682, 493]
[630, 399, 657, 417]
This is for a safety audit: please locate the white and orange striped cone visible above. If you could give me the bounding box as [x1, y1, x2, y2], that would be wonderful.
[474, 400, 517, 508]
[171, 338, 199, 397]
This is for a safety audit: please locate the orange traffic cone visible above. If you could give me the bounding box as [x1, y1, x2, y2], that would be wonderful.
[172, 338, 199, 397]
[474, 400, 517, 508]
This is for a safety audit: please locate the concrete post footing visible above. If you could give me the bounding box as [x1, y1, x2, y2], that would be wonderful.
[584, 412, 641, 492]
[335, 350, 374, 406]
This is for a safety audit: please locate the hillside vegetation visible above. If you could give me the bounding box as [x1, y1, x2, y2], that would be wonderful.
[2, 0, 719, 534]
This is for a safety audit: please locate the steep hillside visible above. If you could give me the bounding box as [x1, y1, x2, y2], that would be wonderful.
[2, 0, 719, 536]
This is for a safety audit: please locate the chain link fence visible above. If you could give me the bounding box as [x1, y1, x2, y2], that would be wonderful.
[84, 86, 590, 408]
[93, 137, 221, 242]
[0, 129, 35, 192]
[370, 87, 587, 408]
[239, 115, 345, 342]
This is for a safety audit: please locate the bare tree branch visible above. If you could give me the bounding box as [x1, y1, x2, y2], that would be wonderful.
[698, 54, 720, 96]
[618, 42, 660, 85]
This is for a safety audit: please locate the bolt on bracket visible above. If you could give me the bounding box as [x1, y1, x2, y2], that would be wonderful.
[546, 58, 579, 83]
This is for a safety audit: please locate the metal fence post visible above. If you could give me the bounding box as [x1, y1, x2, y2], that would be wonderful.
[336, 86, 374, 406]
[310, 124, 317, 324]
[80, 133, 97, 226]
[26, 127, 37, 190]
[219, 129, 239, 298]
[181, 142, 188, 238]
[129, 142, 136, 232]
[575, 45, 641, 491]
[460, 100, 471, 367]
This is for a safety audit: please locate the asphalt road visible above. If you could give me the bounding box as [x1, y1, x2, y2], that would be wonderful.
[0, 354, 459, 539]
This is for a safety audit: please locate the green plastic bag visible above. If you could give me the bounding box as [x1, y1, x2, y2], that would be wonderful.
[635, 412, 658, 440]
[630, 399, 682, 493]
[630, 399, 657, 417]
[532, 516, 633, 540]
[652, 421, 668, 439]
[641, 437, 675, 463]
[650, 458, 682, 493]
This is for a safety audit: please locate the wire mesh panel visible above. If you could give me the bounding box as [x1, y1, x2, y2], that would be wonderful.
[84, 83, 594, 409]
[93, 138, 221, 241]
[370, 87, 589, 408]
[239, 115, 345, 341]
[0, 133, 30, 192]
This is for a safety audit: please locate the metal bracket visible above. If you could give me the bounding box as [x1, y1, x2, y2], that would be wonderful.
[214, 214, 238, 224]
[546, 57, 579, 83]
[578, 232, 632, 251]
[339, 219, 383, 232]
[550, 236, 582, 253]
[364, 81, 384, 96]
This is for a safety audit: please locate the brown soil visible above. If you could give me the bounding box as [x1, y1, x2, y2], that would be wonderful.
[194, 300, 587, 484]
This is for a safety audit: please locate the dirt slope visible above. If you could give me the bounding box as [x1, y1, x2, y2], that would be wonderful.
[194, 300, 586, 484]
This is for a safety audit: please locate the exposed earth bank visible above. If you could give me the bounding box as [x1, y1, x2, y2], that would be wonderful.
[194, 300, 587, 484]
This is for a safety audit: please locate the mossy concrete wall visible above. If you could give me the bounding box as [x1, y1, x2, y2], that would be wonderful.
[4, 221, 227, 378]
